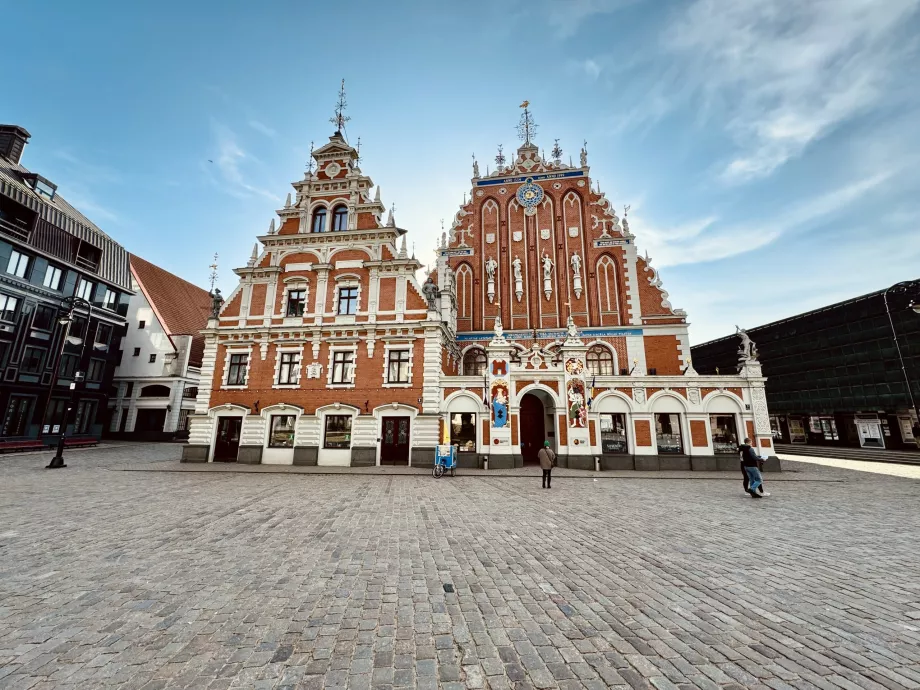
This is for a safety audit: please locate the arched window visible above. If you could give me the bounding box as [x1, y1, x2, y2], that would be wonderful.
[311, 208, 327, 233]
[332, 205, 348, 231]
[586, 344, 614, 376]
[140, 384, 171, 398]
[462, 348, 487, 376]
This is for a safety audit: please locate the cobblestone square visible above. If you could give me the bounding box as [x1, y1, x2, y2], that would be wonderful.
[1, 444, 919, 689]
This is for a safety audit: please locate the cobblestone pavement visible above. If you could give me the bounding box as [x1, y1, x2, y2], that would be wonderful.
[1, 444, 919, 690]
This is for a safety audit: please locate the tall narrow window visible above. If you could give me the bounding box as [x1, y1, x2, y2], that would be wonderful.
[462, 347, 487, 376]
[227, 353, 248, 385]
[59, 354, 79, 378]
[278, 352, 300, 384]
[337, 286, 358, 315]
[2, 395, 34, 436]
[286, 289, 306, 317]
[149, 354, 157, 363]
[600, 414, 628, 454]
[43, 265, 63, 290]
[0, 294, 19, 322]
[86, 358, 105, 382]
[102, 288, 117, 310]
[311, 208, 327, 233]
[95, 323, 113, 350]
[32, 305, 55, 331]
[6, 250, 29, 278]
[21, 346, 46, 374]
[387, 349, 410, 383]
[73, 400, 97, 434]
[332, 205, 348, 231]
[76, 278, 93, 301]
[331, 351, 354, 384]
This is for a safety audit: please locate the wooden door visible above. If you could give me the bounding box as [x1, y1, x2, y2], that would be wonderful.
[519, 394, 546, 465]
[380, 416, 410, 465]
[214, 417, 242, 461]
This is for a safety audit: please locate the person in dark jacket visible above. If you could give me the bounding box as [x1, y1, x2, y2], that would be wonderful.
[738, 438, 768, 498]
[538, 441, 556, 489]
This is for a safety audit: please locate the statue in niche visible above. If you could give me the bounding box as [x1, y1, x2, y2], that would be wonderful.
[570, 252, 582, 276]
[512, 256, 522, 281]
[485, 256, 498, 281]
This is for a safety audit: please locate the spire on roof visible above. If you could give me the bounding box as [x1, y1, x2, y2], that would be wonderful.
[247, 243, 259, 267]
[517, 100, 537, 146]
[387, 204, 396, 227]
[330, 78, 350, 135]
[375, 185, 381, 202]
[208, 253, 218, 291]
[552, 139, 562, 165]
[268, 218, 276, 235]
[398, 235, 407, 258]
[285, 192, 291, 208]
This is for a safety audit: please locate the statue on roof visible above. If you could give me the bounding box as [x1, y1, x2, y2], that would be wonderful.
[422, 276, 440, 310]
[736, 326, 759, 363]
[209, 288, 223, 319]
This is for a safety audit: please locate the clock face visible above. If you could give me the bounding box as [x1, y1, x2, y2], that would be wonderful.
[516, 178, 544, 212]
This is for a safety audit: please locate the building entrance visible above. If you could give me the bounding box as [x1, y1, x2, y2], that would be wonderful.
[380, 416, 410, 465]
[214, 417, 242, 461]
[519, 394, 546, 465]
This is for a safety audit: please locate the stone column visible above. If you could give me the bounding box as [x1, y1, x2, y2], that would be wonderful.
[313, 265, 331, 325]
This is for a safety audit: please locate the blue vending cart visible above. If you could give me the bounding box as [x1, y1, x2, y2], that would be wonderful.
[433, 444, 456, 477]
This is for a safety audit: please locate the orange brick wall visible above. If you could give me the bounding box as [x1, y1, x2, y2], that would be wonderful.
[510, 415, 518, 445]
[482, 419, 490, 446]
[634, 419, 652, 447]
[589, 420, 597, 446]
[249, 284, 267, 316]
[761, 438, 772, 448]
[690, 420, 708, 447]
[746, 420, 755, 441]
[644, 335, 682, 375]
[557, 415, 568, 446]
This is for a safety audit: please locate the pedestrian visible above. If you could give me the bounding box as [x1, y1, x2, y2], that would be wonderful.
[538, 440, 556, 489]
[738, 437, 769, 498]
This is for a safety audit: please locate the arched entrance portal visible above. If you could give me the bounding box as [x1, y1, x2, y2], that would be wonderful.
[519, 393, 547, 465]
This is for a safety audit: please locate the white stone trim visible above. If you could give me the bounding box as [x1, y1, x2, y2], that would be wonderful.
[272, 345, 304, 388]
[372, 403, 418, 466]
[220, 345, 253, 390]
[332, 274, 362, 318]
[382, 341, 414, 388]
[585, 340, 619, 376]
[326, 344, 358, 388]
[278, 278, 310, 321]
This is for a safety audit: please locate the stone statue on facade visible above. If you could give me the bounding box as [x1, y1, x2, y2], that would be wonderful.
[422, 276, 440, 310]
[570, 252, 582, 276]
[580, 145, 588, 167]
[542, 254, 554, 300]
[209, 288, 223, 319]
[736, 325, 759, 363]
[472, 157, 480, 178]
[493, 314, 504, 340]
[566, 314, 579, 339]
[485, 256, 498, 281]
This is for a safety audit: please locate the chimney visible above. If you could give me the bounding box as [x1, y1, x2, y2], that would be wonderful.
[0, 125, 31, 165]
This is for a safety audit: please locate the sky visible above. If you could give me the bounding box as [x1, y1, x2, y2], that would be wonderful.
[2, 0, 919, 344]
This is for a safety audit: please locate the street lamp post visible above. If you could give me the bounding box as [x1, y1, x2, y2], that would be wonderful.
[882, 280, 920, 433]
[46, 295, 92, 469]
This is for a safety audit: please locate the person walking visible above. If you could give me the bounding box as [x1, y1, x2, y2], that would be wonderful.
[538, 441, 556, 489]
[738, 437, 768, 498]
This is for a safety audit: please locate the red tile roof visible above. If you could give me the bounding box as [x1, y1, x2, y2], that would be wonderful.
[129, 255, 212, 367]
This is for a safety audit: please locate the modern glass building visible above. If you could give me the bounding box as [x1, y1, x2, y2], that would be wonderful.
[690, 282, 920, 450]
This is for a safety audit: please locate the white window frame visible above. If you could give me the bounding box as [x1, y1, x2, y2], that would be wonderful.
[76, 278, 93, 301]
[221, 346, 253, 389]
[327, 345, 358, 388]
[273, 346, 303, 388]
[43, 265, 62, 290]
[333, 275, 362, 323]
[279, 278, 310, 323]
[382, 342, 414, 388]
[102, 288, 117, 311]
[7, 250, 29, 278]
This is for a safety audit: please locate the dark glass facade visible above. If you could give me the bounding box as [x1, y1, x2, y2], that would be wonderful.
[691, 285, 920, 450]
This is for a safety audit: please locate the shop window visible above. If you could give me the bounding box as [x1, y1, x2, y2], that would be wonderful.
[450, 413, 476, 452]
[331, 351, 354, 384]
[227, 353, 248, 385]
[278, 352, 300, 384]
[324, 414, 352, 448]
[311, 208, 327, 233]
[655, 413, 683, 454]
[21, 346, 46, 374]
[387, 349, 410, 383]
[2, 395, 34, 436]
[73, 400, 97, 434]
[6, 250, 29, 278]
[337, 286, 358, 315]
[269, 415, 296, 448]
[600, 413, 628, 453]
[587, 345, 614, 376]
[332, 205, 348, 231]
[462, 348, 487, 376]
[0, 293, 19, 322]
[286, 289, 306, 317]
[43, 398, 68, 433]
[709, 415, 738, 454]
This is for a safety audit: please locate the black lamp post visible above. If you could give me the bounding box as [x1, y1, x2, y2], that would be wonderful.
[882, 280, 920, 430]
[47, 295, 92, 469]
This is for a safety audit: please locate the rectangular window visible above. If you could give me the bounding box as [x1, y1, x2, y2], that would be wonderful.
[177, 408, 192, 431]
[76, 278, 93, 301]
[2, 395, 34, 436]
[286, 289, 306, 317]
[148, 354, 156, 363]
[21, 346, 46, 374]
[102, 288, 117, 310]
[59, 353, 79, 378]
[337, 286, 358, 315]
[133, 347, 140, 356]
[331, 351, 354, 384]
[227, 353, 248, 385]
[323, 414, 352, 449]
[138, 320, 146, 329]
[449, 412, 477, 452]
[73, 400, 97, 434]
[43, 398, 68, 430]
[95, 322, 113, 348]
[6, 250, 29, 278]
[0, 293, 19, 322]
[655, 413, 683, 454]
[600, 413, 629, 454]
[710, 415, 739, 454]
[43, 265, 63, 290]
[70, 316, 87, 340]
[86, 358, 105, 382]
[277, 351, 300, 384]
[33, 304, 55, 331]
[387, 349, 410, 383]
[269, 414, 296, 448]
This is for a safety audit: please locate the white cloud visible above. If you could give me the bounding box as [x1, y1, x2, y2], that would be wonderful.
[583, 59, 602, 80]
[665, 0, 920, 182]
[545, 0, 638, 38]
[210, 122, 278, 202]
[248, 120, 277, 138]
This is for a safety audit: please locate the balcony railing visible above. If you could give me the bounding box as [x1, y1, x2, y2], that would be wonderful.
[75, 255, 100, 272]
[0, 217, 31, 242]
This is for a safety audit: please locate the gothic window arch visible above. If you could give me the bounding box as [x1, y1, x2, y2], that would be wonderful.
[456, 264, 473, 320]
[462, 347, 487, 376]
[586, 344, 615, 376]
[311, 207, 327, 233]
[596, 255, 621, 325]
[332, 205, 348, 231]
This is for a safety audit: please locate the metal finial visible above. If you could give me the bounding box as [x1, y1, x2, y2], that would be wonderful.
[517, 100, 537, 144]
[495, 144, 506, 169]
[208, 253, 219, 291]
[330, 78, 351, 133]
[307, 141, 315, 174]
[552, 139, 562, 164]
[355, 136, 361, 165]
[624, 204, 630, 217]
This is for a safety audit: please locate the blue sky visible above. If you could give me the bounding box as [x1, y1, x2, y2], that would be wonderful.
[3, 0, 919, 343]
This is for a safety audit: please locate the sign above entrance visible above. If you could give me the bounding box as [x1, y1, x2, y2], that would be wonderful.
[475, 170, 585, 187]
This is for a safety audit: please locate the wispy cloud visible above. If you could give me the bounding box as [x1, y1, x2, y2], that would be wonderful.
[545, 0, 639, 39]
[248, 120, 277, 138]
[665, 0, 920, 182]
[582, 59, 602, 80]
[633, 171, 890, 267]
[209, 122, 278, 201]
